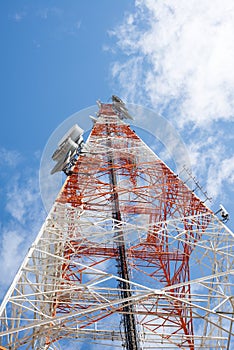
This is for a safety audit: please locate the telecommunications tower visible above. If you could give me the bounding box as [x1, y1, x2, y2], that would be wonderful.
[0, 98, 233, 349]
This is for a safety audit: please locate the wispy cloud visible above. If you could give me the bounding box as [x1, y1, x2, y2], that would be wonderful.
[190, 135, 233, 205]
[37, 7, 63, 20]
[33, 39, 41, 49]
[206, 154, 234, 200]
[11, 11, 26, 22]
[0, 226, 25, 287]
[0, 147, 22, 168]
[5, 175, 42, 224]
[110, 0, 234, 127]
[0, 149, 46, 297]
[36, 6, 81, 37]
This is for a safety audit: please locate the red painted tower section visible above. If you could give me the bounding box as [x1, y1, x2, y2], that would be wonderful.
[52, 103, 210, 349]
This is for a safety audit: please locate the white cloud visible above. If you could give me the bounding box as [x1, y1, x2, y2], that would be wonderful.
[12, 12, 26, 22]
[0, 147, 22, 168]
[37, 8, 49, 20]
[188, 136, 234, 201]
[110, 0, 234, 127]
[0, 149, 46, 296]
[33, 39, 41, 48]
[5, 174, 43, 225]
[75, 20, 81, 30]
[0, 228, 25, 288]
[37, 7, 63, 20]
[206, 155, 234, 199]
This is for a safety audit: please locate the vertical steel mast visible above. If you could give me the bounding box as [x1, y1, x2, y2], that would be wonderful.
[106, 118, 139, 350]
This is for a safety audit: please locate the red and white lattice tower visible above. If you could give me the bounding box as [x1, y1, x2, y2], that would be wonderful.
[0, 101, 233, 349]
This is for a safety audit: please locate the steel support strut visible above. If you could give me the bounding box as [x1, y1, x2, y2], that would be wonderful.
[106, 121, 140, 350]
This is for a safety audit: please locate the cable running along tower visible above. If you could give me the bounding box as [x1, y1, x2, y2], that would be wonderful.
[0, 98, 233, 349]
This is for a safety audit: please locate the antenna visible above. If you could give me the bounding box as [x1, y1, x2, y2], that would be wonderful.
[51, 124, 84, 175]
[112, 95, 134, 120]
[179, 165, 212, 203]
[215, 204, 230, 222]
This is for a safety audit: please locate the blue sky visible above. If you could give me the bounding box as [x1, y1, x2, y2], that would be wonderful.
[0, 1, 133, 151]
[0, 0, 234, 344]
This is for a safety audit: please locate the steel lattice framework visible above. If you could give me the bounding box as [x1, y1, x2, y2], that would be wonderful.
[0, 102, 233, 349]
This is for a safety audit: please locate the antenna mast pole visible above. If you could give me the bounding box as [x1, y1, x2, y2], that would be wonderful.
[106, 121, 139, 350]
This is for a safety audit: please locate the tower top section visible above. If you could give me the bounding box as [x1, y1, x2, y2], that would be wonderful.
[97, 95, 133, 120]
[96, 101, 113, 116]
[51, 96, 133, 174]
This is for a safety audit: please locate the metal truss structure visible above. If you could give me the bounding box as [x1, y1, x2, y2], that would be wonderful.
[0, 102, 233, 349]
